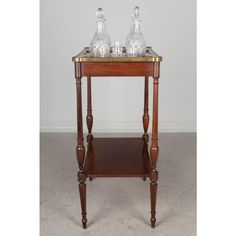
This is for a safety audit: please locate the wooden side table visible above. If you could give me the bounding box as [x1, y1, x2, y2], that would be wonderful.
[72, 47, 162, 228]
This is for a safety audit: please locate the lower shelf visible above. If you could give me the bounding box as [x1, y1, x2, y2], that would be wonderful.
[84, 137, 151, 177]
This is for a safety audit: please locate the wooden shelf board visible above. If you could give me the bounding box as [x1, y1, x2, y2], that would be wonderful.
[84, 138, 151, 177]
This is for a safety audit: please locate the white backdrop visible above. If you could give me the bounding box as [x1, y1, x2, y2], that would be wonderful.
[40, 0, 196, 133]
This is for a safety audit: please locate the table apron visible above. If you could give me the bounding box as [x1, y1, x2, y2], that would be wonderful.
[81, 62, 155, 77]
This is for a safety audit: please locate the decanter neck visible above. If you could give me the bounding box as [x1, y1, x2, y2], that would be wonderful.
[133, 20, 141, 32]
[97, 20, 105, 33]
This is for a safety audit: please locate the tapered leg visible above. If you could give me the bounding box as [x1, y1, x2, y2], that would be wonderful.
[78, 172, 87, 229]
[75, 62, 87, 229]
[150, 170, 158, 228]
[142, 76, 149, 143]
[86, 76, 93, 143]
[149, 68, 160, 228]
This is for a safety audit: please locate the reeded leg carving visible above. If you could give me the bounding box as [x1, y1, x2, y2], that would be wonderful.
[86, 76, 93, 143]
[142, 76, 149, 143]
[78, 171, 87, 229]
[75, 62, 87, 229]
[149, 73, 160, 228]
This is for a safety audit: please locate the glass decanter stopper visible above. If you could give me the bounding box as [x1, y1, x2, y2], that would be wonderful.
[90, 8, 111, 57]
[125, 6, 146, 57]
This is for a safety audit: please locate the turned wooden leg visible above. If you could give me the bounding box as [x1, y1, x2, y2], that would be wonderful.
[75, 64, 85, 171]
[150, 170, 158, 228]
[75, 62, 87, 229]
[142, 76, 149, 143]
[86, 76, 93, 143]
[78, 172, 87, 229]
[149, 66, 160, 228]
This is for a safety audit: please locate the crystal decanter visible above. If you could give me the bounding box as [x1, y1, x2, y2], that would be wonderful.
[125, 6, 146, 57]
[90, 8, 111, 57]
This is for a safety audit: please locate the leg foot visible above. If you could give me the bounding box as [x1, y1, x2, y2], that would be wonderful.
[150, 170, 158, 228]
[82, 218, 87, 229]
[78, 172, 87, 229]
[151, 218, 156, 228]
[150, 182, 157, 228]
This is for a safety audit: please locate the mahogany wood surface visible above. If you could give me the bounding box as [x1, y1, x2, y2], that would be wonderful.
[75, 62, 87, 229]
[81, 62, 154, 77]
[73, 52, 161, 229]
[75, 63, 85, 171]
[84, 138, 150, 178]
[86, 76, 93, 142]
[149, 63, 160, 227]
[142, 76, 149, 143]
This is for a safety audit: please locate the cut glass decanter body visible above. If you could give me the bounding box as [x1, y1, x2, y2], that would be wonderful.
[90, 8, 111, 57]
[125, 6, 146, 57]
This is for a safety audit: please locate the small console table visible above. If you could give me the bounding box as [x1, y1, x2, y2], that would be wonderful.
[72, 47, 162, 228]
